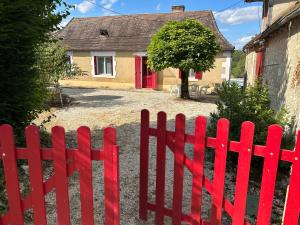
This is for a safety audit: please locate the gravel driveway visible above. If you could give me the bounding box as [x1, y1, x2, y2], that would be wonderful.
[36, 88, 218, 224]
[35, 88, 286, 225]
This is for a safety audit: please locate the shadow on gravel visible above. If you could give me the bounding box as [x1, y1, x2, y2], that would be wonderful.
[71, 95, 127, 108]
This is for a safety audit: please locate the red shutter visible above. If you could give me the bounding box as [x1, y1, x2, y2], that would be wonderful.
[110, 56, 113, 75]
[195, 72, 203, 80]
[94, 56, 98, 75]
[135, 56, 142, 89]
[179, 68, 182, 79]
[256, 49, 264, 77]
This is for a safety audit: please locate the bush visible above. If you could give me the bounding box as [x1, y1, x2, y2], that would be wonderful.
[209, 81, 292, 146]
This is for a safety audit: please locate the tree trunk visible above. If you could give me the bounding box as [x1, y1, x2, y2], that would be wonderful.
[180, 70, 190, 99]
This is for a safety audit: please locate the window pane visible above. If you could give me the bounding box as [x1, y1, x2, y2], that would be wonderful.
[97, 57, 105, 74]
[189, 69, 195, 78]
[106, 57, 113, 75]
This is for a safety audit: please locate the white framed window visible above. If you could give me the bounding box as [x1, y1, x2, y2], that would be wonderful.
[95, 56, 113, 75]
[91, 51, 116, 78]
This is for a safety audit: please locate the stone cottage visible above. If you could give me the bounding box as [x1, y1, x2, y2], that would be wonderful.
[243, 0, 300, 131]
[57, 6, 234, 91]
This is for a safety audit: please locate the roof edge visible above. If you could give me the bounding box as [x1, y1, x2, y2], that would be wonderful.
[209, 10, 235, 51]
[243, 4, 300, 50]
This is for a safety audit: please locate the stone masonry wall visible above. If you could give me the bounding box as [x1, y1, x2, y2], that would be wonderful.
[263, 16, 300, 131]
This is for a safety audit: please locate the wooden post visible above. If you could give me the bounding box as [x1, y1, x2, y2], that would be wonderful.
[139, 109, 150, 220]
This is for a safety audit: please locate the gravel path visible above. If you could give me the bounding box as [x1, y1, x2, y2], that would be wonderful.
[35, 88, 287, 225]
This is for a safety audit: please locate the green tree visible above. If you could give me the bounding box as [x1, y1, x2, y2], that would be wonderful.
[0, 0, 72, 135]
[147, 19, 221, 99]
[231, 50, 246, 78]
[35, 41, 83, 106]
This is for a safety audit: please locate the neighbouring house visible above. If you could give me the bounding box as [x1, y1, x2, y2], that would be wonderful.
[243, 0, 300, 131]
[57, 5, 234, 91]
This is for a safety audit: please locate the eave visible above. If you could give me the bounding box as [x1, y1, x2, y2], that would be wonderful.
[243, 4, 300, 50]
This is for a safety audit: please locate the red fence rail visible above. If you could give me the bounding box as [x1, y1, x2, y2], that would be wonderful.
[139, 109, 300, 225]
[0, 124, 120, 225]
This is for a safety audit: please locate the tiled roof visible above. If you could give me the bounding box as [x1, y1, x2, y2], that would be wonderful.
[57, 11, 234, 51]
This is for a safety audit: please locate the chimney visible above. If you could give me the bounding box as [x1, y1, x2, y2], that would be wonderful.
[171, 5, 185, 13]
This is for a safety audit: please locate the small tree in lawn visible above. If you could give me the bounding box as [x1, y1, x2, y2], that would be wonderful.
[147, 19, 220, 98]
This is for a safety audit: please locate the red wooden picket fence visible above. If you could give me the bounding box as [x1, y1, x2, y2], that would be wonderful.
[0, 124, 120, 225]
[139, 109, 300, 225]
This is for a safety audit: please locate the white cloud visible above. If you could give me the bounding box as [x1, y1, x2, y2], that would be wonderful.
[234, 35, 255, 49]
[214, 6, 262, 25]
[100, 0, 119, 15]
[156, 3, 161, 11]
[76, 0, 96, 14]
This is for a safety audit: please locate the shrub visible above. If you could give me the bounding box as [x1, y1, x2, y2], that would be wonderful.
[209, 81, 292, 146]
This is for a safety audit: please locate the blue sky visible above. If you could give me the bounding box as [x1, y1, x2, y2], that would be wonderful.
[62, 0, 263, 49]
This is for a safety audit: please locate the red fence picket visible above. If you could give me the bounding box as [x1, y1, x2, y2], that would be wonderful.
[0, 124, 120, 225]
[0, 125, 24, 225]
[191, 116, 206, 225]
[282, 130, 300, 225]
[210, 119, 229, 225]
[231, 122, 255, 225]
[139, 109, 300, 225]
[26, 126, 47, 225]
[155, 112, 167, 225]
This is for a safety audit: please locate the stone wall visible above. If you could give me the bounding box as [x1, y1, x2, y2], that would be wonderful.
[245, 50, 258, 86]
[262, 16, 300, 131]
[269, 0, 299, 25]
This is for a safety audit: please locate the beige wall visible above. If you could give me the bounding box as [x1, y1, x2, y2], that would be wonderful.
[157, 52, 229, 90]
[245, 50, 258, 86]
[250, 16, 300, 131]
[264, 0, 298, 30]
[61, 50, 230, 91]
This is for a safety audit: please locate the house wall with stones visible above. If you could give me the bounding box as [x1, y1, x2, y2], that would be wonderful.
[60, 51, 231, 91]
[262, 16, 300, 131]
[268, 0, 299, 25]
[245, 50, 258, 86]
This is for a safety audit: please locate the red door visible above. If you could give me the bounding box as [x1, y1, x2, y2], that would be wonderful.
[141, 57, 157, 89]
[135, 56, 142, 89]
[135, 56, 157, 89]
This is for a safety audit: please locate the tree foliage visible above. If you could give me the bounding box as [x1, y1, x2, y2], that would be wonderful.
[0, 0, 72, 134]
[231, 50, 246, 78]
[36, 41, 83, 88]
[35, 40, 84, 107]
[209, 81, 291, 145]
[147, 19, 220, 98]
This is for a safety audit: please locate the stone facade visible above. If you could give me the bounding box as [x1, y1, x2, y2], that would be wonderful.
[245, 51, 258, 85]
[244, 0, 300, 131]
[268, 0, 299, 24]
[262, 16, 300, 131]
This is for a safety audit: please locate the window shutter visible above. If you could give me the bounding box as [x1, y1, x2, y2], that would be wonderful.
[256, 49, 264, 77]
[179, 68, 182, 79]
[135, 56, 142, 89]
[195, 72, 203, 80]
[94, 56, 98, 75]
[110, 56, 113, 75]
